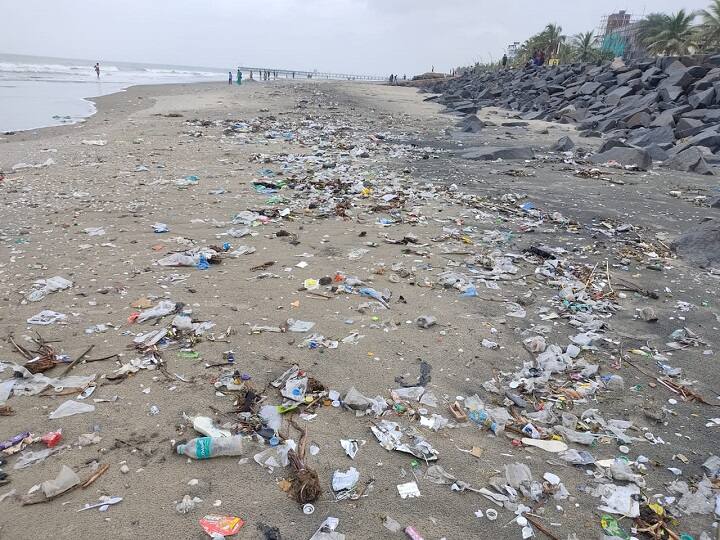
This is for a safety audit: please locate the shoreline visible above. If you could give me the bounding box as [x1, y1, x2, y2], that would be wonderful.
[0, 81, 224, 144]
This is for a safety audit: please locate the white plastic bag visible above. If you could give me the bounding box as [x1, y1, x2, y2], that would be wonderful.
[48, 400, 95, 419]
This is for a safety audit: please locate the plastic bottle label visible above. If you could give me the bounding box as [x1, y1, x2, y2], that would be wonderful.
[195, 437, 212, 459]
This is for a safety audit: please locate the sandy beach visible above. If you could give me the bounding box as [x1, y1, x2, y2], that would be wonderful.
[1, 79, 719, 540]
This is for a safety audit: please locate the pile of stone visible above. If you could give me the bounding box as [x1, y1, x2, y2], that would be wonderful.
[426, 55, 720, 174]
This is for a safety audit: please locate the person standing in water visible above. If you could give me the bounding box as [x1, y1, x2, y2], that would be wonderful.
[236, 68, 242, 85]
[94, 63, 100, 78]
[228, 71, 232, 84]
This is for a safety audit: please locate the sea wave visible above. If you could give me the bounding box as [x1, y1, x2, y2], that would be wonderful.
[143, 68, 220, 77]
[0, 62, 120, 74]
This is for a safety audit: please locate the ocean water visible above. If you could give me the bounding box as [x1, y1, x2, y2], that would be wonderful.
[0, 54, 232, 132]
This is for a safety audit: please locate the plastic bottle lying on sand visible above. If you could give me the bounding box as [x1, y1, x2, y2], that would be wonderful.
[468, 409, 501, 435]
[176, 436, 247, 459]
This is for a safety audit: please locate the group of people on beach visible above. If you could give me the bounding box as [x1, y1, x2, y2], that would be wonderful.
[228, 69, 298, 84]
[388, 74, 406, 85]
[526, 50, 546, 67]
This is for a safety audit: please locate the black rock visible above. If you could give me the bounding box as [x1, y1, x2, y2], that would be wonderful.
[598, 138, 630, 153]
[659, 86, 684, 102]
[625, 111, 652, 128]
[589, 146, 652, 170]
[689, 87, 715, 109]
[580, 81, 602, 95]
[650, 108, 678, 128]
[664, 147, 714, 175]
[672, 218, 720, 267]
[676, 117, 704, 132]
[617, 69, 642, 85]
[628, 125, 675, 147]
[550, 135, 575, 151]
[453, 101, 478, 114]
[645, 143, 670, 161]
[461, 146, 535, 160]
[456, 114, 485, 133]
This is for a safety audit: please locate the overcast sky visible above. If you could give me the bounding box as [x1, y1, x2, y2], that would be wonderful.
[1, 0, 712, 75]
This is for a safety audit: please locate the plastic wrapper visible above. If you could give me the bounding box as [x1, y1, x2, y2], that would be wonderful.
[199, 515, 244, 537]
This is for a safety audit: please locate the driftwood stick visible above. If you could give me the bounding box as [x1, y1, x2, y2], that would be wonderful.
[60, 345, 95, 376]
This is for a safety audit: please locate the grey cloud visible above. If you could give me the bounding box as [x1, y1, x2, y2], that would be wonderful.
[1, 0, 712, 75]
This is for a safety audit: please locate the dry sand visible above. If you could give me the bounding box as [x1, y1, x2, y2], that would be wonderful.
[0, 80, 719, 539]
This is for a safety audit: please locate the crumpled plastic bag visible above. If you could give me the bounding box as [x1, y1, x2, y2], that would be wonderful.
[48, 400, 95, 419]
[41, 465, 80, 498]
[232, 210, 262, 225]
[596, 483, 640, 517]
[332, 467, 359, 492]
[0, 363, 96, 403]
[287, 319, 315, 333]
[27, 310, 67, 325]
[27, 276, 72, 302]
[258, 404, 282, 431]
[668, 477, 716, 515]
[370, 420, 438, 461]
[523, 335, 547, 353]
[425, 465, 456, 484]
[554, 425, 596, 445]
[13, 446, 65, 470]
[137, 300, 177, 323]
[343, 387, 387, 416]
[505, 462, 533, 489]
[253, 441, 296, 471]
[157, 253, 198, 267]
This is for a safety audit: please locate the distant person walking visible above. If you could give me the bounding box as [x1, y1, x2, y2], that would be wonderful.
[502, 54, 508, 69]
[228, 71, 232, 84]
[94, 63, 100, 78]
[237, 68, 242, 85]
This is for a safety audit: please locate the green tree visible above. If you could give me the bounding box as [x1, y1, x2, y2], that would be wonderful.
[699, 0, 720, 51]
[541, 23, 566, 56]
[571, 31, 598, 62]
[637, 10, 698, 55]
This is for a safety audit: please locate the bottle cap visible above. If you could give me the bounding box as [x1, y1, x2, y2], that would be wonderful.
[176, 444, 186, 454]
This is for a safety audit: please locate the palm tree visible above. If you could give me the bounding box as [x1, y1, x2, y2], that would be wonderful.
[572, 31, 598, 62]
[637, 10, 698, 55]
[542, 23, 566, 57]
[699, 0, 720, 51]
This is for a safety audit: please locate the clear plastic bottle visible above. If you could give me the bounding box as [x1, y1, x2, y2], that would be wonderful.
[468, 409, 502, 435]
[176, 435, 246, 459]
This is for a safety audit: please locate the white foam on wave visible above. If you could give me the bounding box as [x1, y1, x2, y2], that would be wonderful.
[143, 68, 220, 78]
[0, 62, 120, 74]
